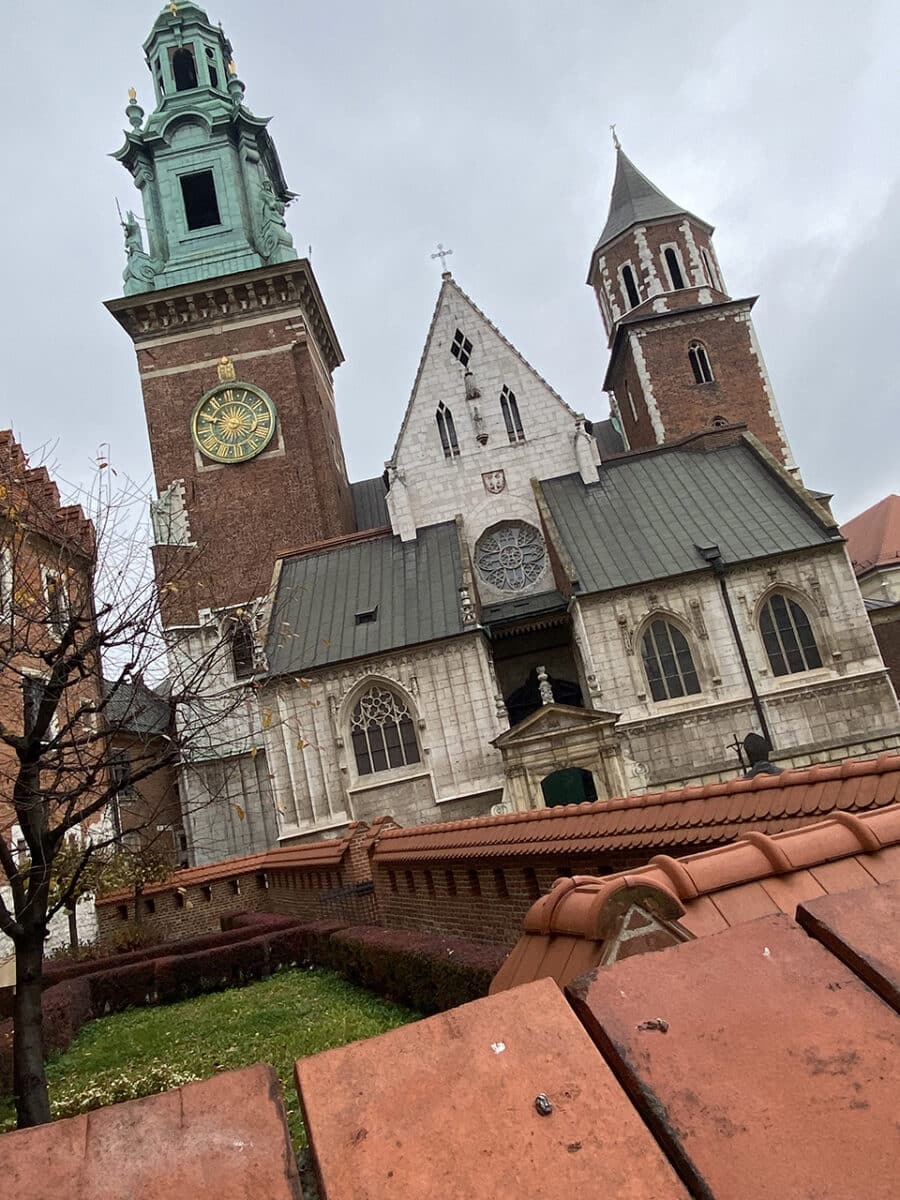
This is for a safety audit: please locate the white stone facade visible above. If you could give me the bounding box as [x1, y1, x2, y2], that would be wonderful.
[388, 278, 599, 568]
[260, 634, 506, 838]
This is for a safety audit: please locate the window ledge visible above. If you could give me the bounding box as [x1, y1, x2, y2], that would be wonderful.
[348, 767, 431, 795]
[277, 815, 350, 841]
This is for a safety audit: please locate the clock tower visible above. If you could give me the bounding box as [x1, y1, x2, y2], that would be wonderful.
[106, 2, 354, 630]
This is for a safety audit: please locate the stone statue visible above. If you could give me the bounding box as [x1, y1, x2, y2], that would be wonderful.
[122, 211, 160, 294]
[257, 179, 294, 262]
[742, 732, 783, 778]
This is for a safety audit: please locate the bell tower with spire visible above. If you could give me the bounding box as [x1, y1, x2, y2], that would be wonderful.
[588, 144, 795, 469]
[106, 3, 355, 630]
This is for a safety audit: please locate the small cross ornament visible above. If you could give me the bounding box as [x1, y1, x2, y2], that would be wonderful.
[431, 243, 453, 272]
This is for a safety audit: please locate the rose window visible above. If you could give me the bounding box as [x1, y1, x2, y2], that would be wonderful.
[475, 522, 546, 592]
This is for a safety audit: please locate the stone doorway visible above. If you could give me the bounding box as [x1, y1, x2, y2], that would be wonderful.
[541, 767, 598, 807]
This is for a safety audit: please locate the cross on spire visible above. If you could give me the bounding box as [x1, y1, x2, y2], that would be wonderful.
[431, 243, 453, 273]
[610, 123, 621, 151]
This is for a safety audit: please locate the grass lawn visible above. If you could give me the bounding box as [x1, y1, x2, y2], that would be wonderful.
[0, 966, 418, 1146]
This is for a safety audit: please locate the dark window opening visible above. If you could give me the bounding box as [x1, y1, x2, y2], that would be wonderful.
[759, 594, 822, 677]
[230, 879, 240, 896]
[405, 870, 416, 894]
[181, 170, 221, 230]
[523, 867, 541, 901]
[450, 328, 473, 366]
[388, 869, 398, 893]
[205, 47, 220, 88]
[144, 898, 156, 915]
[641, 619, 702, 702]
[175, 892, 185, 909]
[664, 247, 686, 290]
[424, 869, 436, 897]
[172, 46, 199, 91]
[688, 341, 714, 384]
[256, 872, 268, 890]
[493, 868, 509, 899]
[701, 248, 719, 289]
[500, 386, 525, 443]
[436, 402, 460, 458]
[355, 607, 378, 625]
[621, 264, 641, 309]
[117, 905, 128, 921]
[445, 869, 457, 896]
[202, 884, 212, 902]
[467, 869, 482, 897]
[230, 620, 256, 679]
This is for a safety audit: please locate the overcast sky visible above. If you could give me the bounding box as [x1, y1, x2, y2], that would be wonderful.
[2, 0, 897, 525]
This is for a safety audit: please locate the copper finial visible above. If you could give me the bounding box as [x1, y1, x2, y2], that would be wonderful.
[128, 87, 137, 102]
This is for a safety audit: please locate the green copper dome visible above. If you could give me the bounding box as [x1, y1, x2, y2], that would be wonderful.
[114, 6, 297, 296]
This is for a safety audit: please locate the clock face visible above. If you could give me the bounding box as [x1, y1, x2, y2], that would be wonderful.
[191, 383, 277, 464]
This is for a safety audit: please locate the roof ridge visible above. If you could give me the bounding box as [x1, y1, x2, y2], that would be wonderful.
[376, 754, 900, 843]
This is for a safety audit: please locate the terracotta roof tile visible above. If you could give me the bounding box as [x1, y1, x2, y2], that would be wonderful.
[491, 803, 900, 992]
[841, 493, 900, 575]
[567, 913, 900, 1200]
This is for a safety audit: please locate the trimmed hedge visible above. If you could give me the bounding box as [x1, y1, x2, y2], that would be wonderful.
[326, 926, 507, 1014]
[2, 916, 509, 1099]
[43, 916, 288, 985]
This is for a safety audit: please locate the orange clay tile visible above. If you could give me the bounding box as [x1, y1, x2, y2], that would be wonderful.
[3, 1065, 300, 1199]
[567, 913, 900, 1200]
[492, 803, 900, 992]
[797, 878, 900, 1012]
[295, 977, 691, 1200]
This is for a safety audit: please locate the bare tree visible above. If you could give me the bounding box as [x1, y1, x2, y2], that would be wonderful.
[0, 438, 264, 1127]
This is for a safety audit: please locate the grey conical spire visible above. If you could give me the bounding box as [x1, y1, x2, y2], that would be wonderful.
[594, 149, 709, 252]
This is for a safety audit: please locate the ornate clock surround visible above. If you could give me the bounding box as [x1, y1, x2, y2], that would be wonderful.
[190, 380, 278, 465]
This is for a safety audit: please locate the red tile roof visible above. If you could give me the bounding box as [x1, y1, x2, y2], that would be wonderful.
[95, 823, 366, 906]
[491, 802, 900, 992]
[842, 492, 900, 575]
[373, 753, 900, 864]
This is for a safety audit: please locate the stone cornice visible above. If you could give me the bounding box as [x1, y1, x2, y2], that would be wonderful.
[104, 259, 344, 372]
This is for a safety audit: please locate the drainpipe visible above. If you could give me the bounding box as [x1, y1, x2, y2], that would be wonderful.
[696, 545, 774, 751]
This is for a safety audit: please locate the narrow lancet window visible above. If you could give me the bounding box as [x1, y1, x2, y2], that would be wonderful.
[500, 386, 525, 443]
[664, 247, 686, 290]
[621, 264, 641, 309]
[436, 403, 460, 458]
[689, 341, 714, 384]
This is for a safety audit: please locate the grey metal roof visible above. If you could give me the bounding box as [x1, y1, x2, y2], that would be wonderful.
[542, 443, 839, 595]
[266, 523, 465, 676]
[351, 476, 390, 531]
[481, 591, 567, 628]
[102, 679, 171, 736]
[595, 150, 706, 252]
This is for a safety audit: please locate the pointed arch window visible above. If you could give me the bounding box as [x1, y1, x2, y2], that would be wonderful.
[689, 341, 714, 384]
[620, 263, 641, 309]
[436, 402, 460, 458]
[663, 246, 687, 290]
[172, 46, 199, 91]
[759, 594, 822, 676]
[640, 619, 702, 702]
[500, 386, 525, 443]
[350, 685, 421, 775]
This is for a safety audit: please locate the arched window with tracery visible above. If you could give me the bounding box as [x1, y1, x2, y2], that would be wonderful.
[689, 341, 714, 384]
[758, 593, 822, 676]
[350, 684, 421, 775]
[436, 402, 460, 458]
[640, 619, 702, 702]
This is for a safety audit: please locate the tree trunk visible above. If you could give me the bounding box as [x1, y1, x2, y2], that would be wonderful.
[13, 933, 51, 1127]
[67, 905, 79, 948]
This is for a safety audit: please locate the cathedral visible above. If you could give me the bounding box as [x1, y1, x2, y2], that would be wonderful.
[107, 4, 900, 864]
